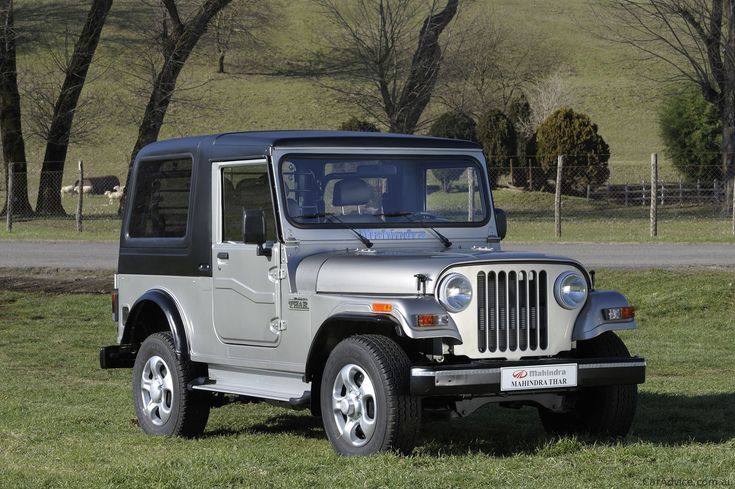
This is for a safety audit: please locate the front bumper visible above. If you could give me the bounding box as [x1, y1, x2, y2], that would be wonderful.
[411, 356, 646, 396]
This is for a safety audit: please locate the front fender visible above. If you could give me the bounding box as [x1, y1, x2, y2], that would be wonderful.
[572, 290, 637, 341]
[327, 295, 462, 342]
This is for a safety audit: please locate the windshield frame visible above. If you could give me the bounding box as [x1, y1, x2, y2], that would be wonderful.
[277, 153, 492, 230]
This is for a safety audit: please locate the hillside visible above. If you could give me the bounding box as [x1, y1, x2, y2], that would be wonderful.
[13, 0, 672, 190]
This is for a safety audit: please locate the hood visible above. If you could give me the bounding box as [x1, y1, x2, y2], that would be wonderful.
[295, 248, 582, 295]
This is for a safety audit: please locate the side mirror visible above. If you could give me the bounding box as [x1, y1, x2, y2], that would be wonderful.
[494, 208, 507, 240]
[242, 209, 271, 257]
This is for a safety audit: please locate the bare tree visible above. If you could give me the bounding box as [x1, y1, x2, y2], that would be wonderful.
[210, 0, 272, 74]
[0, 0, 112, 217]
[601, 0, 735, 211]
[437, 17, 560, 118]
[313, 0, 459, 134]
[0, 0, 32, 217]
[127, 0, 232, 169]
[34, 0, 113, 216]
[516, 71, 578, 141]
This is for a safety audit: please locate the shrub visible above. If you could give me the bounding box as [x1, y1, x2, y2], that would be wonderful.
[535, 107, 610, 195]
[476, 110, 517, 187]
[660, 89, 723, 181]
[428, 111, 478, 191]
[339, 117, 380, 132]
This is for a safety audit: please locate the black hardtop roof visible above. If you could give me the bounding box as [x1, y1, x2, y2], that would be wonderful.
[135, 130, 483, 162]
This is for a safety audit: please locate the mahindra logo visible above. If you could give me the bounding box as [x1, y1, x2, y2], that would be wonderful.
[512, 370, 528, 379]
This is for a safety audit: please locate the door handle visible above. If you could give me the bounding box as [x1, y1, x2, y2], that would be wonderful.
[217, 252, 229, 260]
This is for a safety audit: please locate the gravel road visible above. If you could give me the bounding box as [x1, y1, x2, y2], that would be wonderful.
[0, 240, 732, 270]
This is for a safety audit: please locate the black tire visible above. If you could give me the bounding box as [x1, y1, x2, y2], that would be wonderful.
[539, 331, 638, 437]
[320, 335, 420, 456]
[132, 332, 210, 437]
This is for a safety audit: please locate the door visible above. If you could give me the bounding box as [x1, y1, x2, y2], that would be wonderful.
[212, 160, 281, 346]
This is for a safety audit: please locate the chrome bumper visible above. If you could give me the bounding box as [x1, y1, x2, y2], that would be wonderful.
[411, 356, 646, 396]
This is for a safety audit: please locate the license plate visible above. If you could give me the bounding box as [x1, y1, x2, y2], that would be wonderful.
[500, 364, 577, 391]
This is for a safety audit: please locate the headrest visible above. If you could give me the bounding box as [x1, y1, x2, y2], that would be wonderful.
[332, 178, 371, 206]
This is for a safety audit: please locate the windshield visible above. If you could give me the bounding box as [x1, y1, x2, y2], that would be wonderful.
[280, 155, 488, 227]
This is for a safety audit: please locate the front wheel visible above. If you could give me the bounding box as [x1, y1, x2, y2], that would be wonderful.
[539, 331, 638, 437]
[320, 335, 420, 456]
[132, 332, 210, 437]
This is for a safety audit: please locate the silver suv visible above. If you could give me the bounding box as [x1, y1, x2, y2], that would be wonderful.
[100, 131, 645, 456]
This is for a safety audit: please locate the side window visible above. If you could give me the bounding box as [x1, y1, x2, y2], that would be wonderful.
[129, 158, 192, 238]
[222, 164, 277, 242]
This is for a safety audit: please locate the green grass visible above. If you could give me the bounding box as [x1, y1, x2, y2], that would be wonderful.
[0, 270, 734, 488]
[0, 218, 120, 241]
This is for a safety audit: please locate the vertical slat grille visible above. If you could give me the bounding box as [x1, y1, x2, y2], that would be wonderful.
[519, 272, 528, 351]
[508, 272, 517, 351]
[478, 268, 549, 354]
[498, 272, 507, 352]
[488, 272, 497, 352]
[539, 271, 548, 349]
[477, 272, 486, 353]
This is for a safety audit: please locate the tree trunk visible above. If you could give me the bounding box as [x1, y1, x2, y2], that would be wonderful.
[0, 0, 32, 217]
[723, 2, 735, 214]
[218, 50, 225, 73]
[120, 0, 231, 214]
[392, 0, 458, 134]
[35, 0, 113, 216]
[128, 0, 231, 167]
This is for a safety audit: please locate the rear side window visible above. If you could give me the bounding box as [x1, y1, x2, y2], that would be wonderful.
[128, 157, 193, 238]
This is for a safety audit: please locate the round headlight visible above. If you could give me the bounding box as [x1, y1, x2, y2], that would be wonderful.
[554, 271, 588, 309]
[438, 273, 473, 312]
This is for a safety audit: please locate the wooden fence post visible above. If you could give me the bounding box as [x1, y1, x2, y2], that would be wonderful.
[650, 153, 658, 237]
[555, 155, 563, 239]
[6, 162, 13, 232]
[528, 158, 533, 190]
[76, 160, 84, 232]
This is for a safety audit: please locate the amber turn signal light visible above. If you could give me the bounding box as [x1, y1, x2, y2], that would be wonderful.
[371, 303, 393, 313]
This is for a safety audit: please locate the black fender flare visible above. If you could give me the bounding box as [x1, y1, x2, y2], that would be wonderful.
[121, 289, 190, 359]
[303, 313, 401, 383]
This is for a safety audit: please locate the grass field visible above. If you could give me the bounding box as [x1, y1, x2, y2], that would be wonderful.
[0, 269, 733, 488]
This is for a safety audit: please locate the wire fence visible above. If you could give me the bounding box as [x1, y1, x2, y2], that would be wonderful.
[1, 155, 734, 239]
[1, 162, 124, 224]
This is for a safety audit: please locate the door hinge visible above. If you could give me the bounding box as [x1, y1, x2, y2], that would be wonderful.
[270, 318, 287, 334]
[269, 267, 287, 281]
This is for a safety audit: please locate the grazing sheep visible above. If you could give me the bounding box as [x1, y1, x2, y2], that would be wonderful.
[61, 185, 75, 194]
[81, 185, 93, 194]
[106, 189, 124, 204]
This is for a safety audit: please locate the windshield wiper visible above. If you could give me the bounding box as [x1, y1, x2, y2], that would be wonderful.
[299, 212, 373, 249]
[377, 211, 453, 248]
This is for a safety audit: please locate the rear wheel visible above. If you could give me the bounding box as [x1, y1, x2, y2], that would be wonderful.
[132, 332, 210, 437]
[320, 335, 420, 456]
[539, 331, 638, 437]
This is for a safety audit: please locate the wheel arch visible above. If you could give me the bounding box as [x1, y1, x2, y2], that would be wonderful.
[121, 289, 190, 360]
[304, 314, 403, 384]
